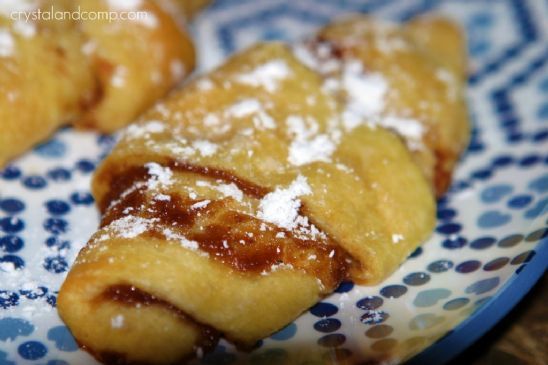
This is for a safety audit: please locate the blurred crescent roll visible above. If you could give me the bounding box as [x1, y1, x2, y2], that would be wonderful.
[0, 0, 208, 167]
[58, 15, 468, 365]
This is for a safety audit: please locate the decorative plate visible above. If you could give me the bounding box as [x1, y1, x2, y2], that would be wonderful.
[0, 0, 547, 364]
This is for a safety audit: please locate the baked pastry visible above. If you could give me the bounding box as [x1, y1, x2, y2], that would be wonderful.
[0, 0, 207, 168]
[294, 15, 469, 195]
[58, 15, 468, 365]
[0, 0, 96, 168]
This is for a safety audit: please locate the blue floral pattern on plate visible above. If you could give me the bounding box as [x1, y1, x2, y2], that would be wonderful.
[1, 0, 547, 364]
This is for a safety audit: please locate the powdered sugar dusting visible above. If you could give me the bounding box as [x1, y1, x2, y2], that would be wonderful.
[225, 99, 262, 118]
[191, 200, 210, 210]
[288, 134, 336, 166]
[235, 60, 291, 92]
[145, 162, 173, 190]
[339, 64, 425, 149]
[13, 20, 36, 38]
[111, 66, 127, 88]
[163, 228, 200, 251]
[170, 59, 186, 80]
[293, 39, 426, 151]
[379, 116, 424, 150]
[154, 193, 171, 201]
[125, 120, 166, 139]
[0, 265, 55, 320]
[285, 115, 337, 166]
[341, 61, 388, 130]
[392, 233, 404, 244]
[111, 314, 125, 328]
[192, 140, 218, 157]
[196, 78, 214, 91]
[215, 183, 244, 202]
[293, 42, 340, 74]
[257, 175, 311, 230]
[105, 216, 157, 239]
[225, 98, 276, 130]
[0, 28, 15, 58]
[436, 67, 458, 101]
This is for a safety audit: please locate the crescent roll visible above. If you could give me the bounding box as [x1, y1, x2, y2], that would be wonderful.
[0, 0, 202, 167]
[58, 15, 468, 365]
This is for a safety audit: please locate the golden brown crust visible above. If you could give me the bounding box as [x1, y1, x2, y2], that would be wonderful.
[313, 15, 469, 196]
[0, 0, 196, 167]
[59, 40, 441, 365]
[59, 14, 468, 365]
[97, 163, 350, 289]
[0, 1, 95, 167]
[72, 0, 196, 132]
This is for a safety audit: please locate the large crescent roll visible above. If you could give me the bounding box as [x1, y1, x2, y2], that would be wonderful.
[58, 15, 468, 365]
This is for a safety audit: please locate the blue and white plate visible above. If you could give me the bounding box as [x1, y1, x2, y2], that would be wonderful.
[1, 0, 547, 364]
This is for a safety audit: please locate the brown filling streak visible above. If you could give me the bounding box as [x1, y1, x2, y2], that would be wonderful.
[92, 159, 353, 360]
[92, 285, 219, 365]
[433, 148, 455, 197]
[98, 159, 351, 288]
[98, 159, 269, 213]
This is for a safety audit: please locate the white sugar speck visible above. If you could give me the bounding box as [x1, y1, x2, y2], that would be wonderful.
[111, 66, 127, 88]
[378, 116, 424, 150]
[203, 114, 220, 126]
[196, 78, 214, 91]
[154, 194, 171, 202]
[286, 115, 336, 166]
[257, 175, 311, 230]
[107, 216, 156, 239]
[235, 60, 291, 92]
[191, 200, 210, 210]
[342, 61, 388, 130]
[137, 12, 158, 28]
[145, 162, 173, 190]
[225, 99, 262, 118]
[392, 233, 404, 244]
[288, 134, 336, 166]
[125, 120, 165, 139]
[13, 21, 35, 38]
[270, 263, 294, 272]
[275, 232, 285, 239]
[215, 183, 243, 202]
[170, 59, 185, 79]
[436, 68, 458, 101]
[0, 29, 15, 58]
[225, 99, 276, 130]
[81, 41, 96, 55]
[111, 314, 125, 328]
[163, 228, 200, 251]
[192, 140, 218, 157]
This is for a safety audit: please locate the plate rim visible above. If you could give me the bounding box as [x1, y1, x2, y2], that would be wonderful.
[407, 236, 547, 365]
